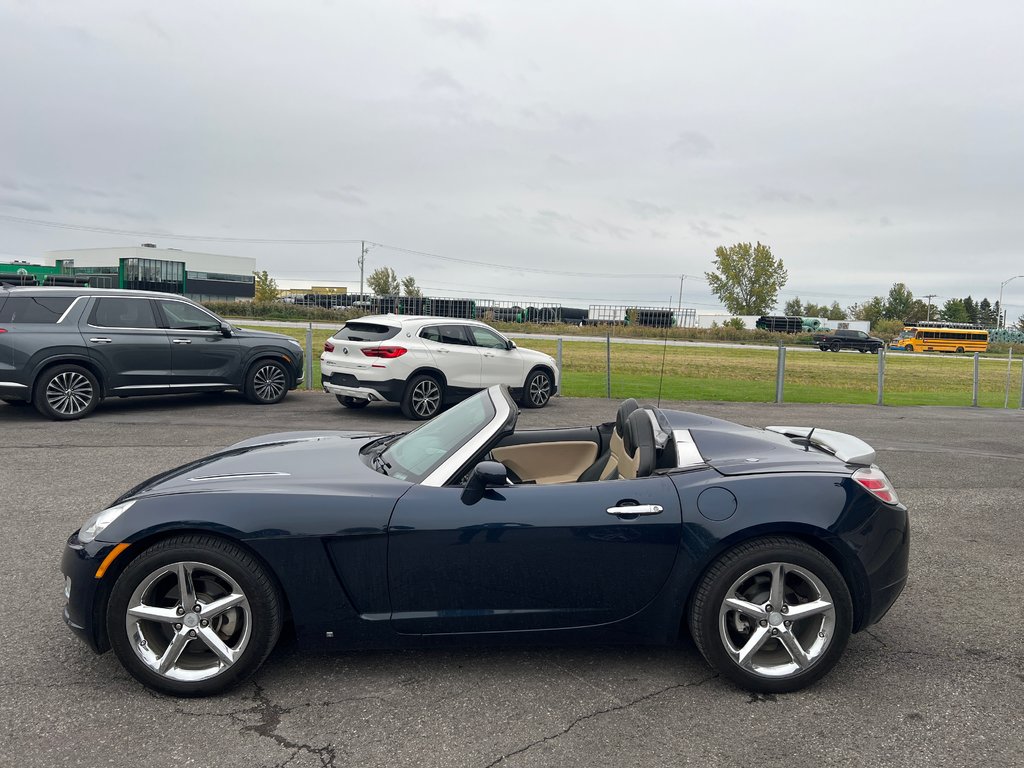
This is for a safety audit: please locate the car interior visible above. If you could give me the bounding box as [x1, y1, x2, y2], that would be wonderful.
[485, 398, 680, 485]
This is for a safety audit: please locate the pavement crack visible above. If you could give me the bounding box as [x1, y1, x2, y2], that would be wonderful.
[240, 680, 339, 768]
[481, 674, 718, 767]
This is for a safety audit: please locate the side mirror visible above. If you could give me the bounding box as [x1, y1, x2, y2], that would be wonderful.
[219, 322, 233, 337]
[507, 339, 517, 350]
[461, 461, 508, 504]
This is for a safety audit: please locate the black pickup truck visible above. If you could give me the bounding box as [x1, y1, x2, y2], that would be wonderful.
[811, 329, 885, 353]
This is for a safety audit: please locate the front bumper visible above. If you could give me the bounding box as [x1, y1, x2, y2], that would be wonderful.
[61, 533, 117, 654]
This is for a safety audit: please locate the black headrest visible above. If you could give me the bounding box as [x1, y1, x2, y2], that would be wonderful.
[624, 409, 656, 477]
[615, 399, 639, 437]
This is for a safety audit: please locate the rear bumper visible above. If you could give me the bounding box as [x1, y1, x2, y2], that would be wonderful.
[322, 372, 405, 403]
[853, 500, 910, 630]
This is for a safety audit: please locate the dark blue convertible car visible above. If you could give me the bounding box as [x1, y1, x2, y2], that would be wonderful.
[62, 386, 908, 697]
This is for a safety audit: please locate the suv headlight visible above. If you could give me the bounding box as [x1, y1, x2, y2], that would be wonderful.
[79, 500, 136, 544]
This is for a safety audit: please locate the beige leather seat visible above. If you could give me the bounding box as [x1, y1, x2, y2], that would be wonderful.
[577, 399, 638, 482]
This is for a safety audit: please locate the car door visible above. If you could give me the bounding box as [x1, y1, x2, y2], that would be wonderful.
[81, 296, 173, 393]
[419, 324, 482, 393]
[154, 298, 241, 387]
[468, 325, 526, 387]
[386, 475, 682, 634]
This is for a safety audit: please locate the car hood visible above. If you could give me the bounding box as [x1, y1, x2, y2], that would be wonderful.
[116, 430, 396, 500]
[229, 327, 300, 342]
[660, 410, 869, 476]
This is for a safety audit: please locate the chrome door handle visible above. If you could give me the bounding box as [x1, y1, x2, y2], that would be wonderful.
[171, 339, 193, 344]
[89, 337, 112, 344]
[607, 504, 664, 517]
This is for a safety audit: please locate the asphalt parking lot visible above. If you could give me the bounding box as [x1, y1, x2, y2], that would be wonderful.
[1, 391, 1022, 768]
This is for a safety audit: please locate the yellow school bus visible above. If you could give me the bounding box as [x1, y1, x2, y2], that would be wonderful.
[889, 322, 988, 353]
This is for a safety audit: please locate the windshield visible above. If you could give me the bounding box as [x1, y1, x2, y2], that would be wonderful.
[379, 391, 496, 483]
[897, 330, 917, 340]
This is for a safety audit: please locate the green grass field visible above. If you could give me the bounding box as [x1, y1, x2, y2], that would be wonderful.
[244, 325, 1024, 409]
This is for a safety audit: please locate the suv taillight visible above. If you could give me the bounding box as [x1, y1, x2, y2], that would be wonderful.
[0, 328, 7, 333]
[362, 346, 407, 359]
[323, 340, 335, 353]
[852, 466, 899, 505]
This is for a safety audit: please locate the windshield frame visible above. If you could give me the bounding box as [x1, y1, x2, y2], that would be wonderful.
[379, 386, 517, 486]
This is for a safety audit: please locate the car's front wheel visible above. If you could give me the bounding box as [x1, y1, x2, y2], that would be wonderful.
[689, 537, 852, 694]
[829, 342, 841, 352]
[107, 535, 282, 697]
[336, 395, 369, 409]
[522, 369, 553, 409]
[401, 374, 443, 419]
[33, 364, 100, 420]
[244, 359, 289, 404]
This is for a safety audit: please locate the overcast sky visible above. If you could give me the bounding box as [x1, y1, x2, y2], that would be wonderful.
[2, 1, 1023, 317]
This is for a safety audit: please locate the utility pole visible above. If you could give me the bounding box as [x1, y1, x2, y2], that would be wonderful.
[677, 275, 686, 327]
[358, 241, 368, 302]
[923, 294, 937, 321]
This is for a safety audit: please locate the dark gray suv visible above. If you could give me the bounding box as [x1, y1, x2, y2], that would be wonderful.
[0, 287, 304, 419]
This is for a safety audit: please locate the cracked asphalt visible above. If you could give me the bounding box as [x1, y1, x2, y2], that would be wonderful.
[1, 391, 1022, 768]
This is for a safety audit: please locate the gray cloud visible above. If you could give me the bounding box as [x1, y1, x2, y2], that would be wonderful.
[419, 68, 465, 93]
[757, 186, 815, 205]
[315, 188, 368, 207]
[669, 131, 714, 157]
[0, 190, 51, 212]
[689, 220, 721, 239]
[627, 199, 673, 219]
[421, 13, 487, 43]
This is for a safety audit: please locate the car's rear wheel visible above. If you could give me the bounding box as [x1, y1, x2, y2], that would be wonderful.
[107, 535, 282, 697]
[689, 537, 852, 694]
[33, 364, 100, 420]
[955, 346, 965, 354]
[245, 359, 289, 404]
[859, 348, 867, 353]
[401, 374, 443, 419]
[336, 395, 369, 409]
[522, 368, 553, 408]
[829, 342, 841, 352]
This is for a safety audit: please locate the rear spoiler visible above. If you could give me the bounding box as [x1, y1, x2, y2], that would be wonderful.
[765, 426, 876, 466]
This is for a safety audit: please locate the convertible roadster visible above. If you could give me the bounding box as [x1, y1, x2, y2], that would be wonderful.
[62, 386, 908, 697]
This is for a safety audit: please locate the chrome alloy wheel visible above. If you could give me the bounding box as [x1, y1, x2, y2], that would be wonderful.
[528, 373, 551, 406]
[124, 561, 251, 683]
[45, 371, 94, 416]
[718, 562, 836, 678]
[253, 364, 286, 402]
[411, 378, 441, 417]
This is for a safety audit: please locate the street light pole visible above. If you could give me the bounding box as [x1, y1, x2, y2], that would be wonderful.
[998, 275, 1024, 328]
[358, 241, 369, 302]
[923, 293, 936, 321]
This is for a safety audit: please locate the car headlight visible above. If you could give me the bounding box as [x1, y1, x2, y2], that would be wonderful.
[79, 500, 136, 544]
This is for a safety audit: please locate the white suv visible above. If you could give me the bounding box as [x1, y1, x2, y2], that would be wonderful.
[321, 315, 559, 419]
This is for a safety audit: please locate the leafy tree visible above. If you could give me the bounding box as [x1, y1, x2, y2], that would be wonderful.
[401, 275, 422, 298]
[873, 318, 906, 341]
[704, 241, 788, 315]
[724, 317, 746, 330]
[940, 299, 969, 323]
[883, 282, 914, 321]
[849, 296, 886, 325]
[1016, 314, 1024, 332]
[784, 297, 803, 316]
[367, 266, 400, 296]
[978, 298, 996, 327]
[253, 270, 279, 303]
[906, 299, 930, 322]
[827, 301, 846, 320]
[803, 302, 830, 318]
[963, 296, 978, 324]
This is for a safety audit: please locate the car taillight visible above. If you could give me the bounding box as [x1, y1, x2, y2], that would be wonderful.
[362, 346, 407, 358]
[323, 340, 335, 353]
[852, 466, 900, 505]
[0, 328, 6, 333]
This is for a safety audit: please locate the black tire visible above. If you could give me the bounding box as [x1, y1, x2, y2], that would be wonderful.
[818, 345, 828, 352]
[955, 346, 964, 354]
[689, 536, 853, 694]
[336, 395, 369, 409]
[521, 368, 553, 409]
[858, 348, 867, 353]
[401, 374, 443, 420]
[107, 534, 282, 697]
[32, 364, 100, 420]
[904, 344, 914, 353]
[244, 359, 289, 404]
[871, 348, 879, 354]
[829, 342, 841, 353]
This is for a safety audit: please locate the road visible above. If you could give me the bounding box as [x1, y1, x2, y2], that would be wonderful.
[1, 392, 1021, 768]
